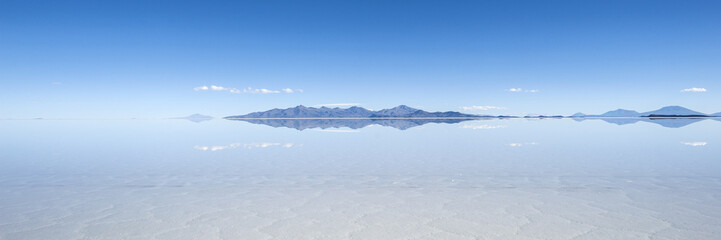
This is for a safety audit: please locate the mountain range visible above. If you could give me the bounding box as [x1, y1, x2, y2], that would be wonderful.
[227, 105, 719, 119]
[225, 105, 481, 119]
[223, 105, 720, 130]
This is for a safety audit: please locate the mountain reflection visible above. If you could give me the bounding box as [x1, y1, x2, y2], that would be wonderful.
[576, 118, 708, 128]
[230, 117, 718, 130]
[227, 118, 478, 130]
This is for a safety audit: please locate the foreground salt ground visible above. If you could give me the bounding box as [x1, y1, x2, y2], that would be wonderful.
[1, 174, 719, 240]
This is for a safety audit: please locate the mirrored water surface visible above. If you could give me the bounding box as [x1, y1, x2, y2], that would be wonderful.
[1, 119, 720, 239]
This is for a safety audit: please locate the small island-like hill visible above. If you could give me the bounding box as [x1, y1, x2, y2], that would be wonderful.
[582, 106, 713, 118]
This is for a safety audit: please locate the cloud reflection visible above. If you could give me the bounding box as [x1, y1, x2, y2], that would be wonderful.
[460, 124, 506, 130]
[507, 88, 539, 93]
[461, 106, 506, 111]
[680, 87, 707, 93]
[194, 142, 299, 151]
[509, 142, 538, 147]
[314, 129, 361, 133]
[681, 142, 707, 147]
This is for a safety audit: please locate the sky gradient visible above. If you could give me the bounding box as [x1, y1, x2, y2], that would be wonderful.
[2, 0, 720, 118]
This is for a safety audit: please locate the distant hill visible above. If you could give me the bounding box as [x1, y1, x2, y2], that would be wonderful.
[183, 114, 213, 119]
[570, 112, 586, 117]
[174, 114, 213, 123]
[598, 109, 642, 117]
[236, 105, 375, 118]
[583, 106, 710, 117]
[711, 112, 721, 117]
[640, 106, 706, 117]
[226, 105, 480, 119]
[599, 118, 705, 128]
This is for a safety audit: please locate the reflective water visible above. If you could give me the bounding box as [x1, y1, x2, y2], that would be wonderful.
[1, 119, 720, 239]
[230, 117, 720, 130]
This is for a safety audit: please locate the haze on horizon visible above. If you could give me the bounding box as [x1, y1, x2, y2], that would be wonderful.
[1, 0, 720, 118]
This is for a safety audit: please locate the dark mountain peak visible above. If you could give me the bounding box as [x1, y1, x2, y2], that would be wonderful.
[651, 106, 691, 112]
[659, 105, 684, 109]
[641, 106, 705, 116]
[580, 106, 710, 118]
[373, 105, 420, 116]
[388, 105, 418, 111]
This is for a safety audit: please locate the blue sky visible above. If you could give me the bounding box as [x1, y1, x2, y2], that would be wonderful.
[1, 0, 720, 118]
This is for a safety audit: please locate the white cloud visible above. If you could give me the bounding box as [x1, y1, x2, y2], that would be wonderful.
[681, 87, 707, 92]
[194, 85, 300, 94]
[460, 124, 506, 130]
[244, 87, 280, 94]
[507, 88, 539, 93]
[50, 82, 62, 85]
[461, 105, 506, 111]
[210, 85, 227, 91]
[194, 85, 240, 92]
[682, 142, 707, 147]
[194, 142, 298, 151]
[314, 103, 361, 107]
[280, 88, 304, 93]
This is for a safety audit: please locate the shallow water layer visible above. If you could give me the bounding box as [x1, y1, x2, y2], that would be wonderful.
[1, 119, 720, 239]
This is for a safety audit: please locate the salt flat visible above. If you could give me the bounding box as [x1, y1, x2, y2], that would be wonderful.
[0, 119, 719, 239]
[1, 175, 719, 239]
